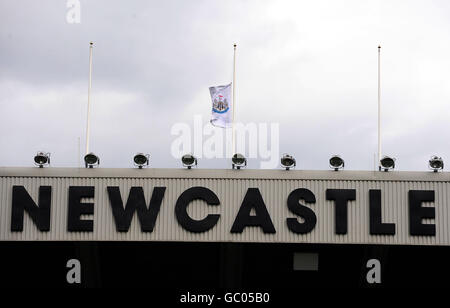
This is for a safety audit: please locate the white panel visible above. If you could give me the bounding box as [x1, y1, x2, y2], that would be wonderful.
[0, 168, 449, 245]
[293, 253, 319, 271]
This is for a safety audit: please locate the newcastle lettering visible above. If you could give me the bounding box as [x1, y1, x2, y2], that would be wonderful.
[9, 185, 436, 236]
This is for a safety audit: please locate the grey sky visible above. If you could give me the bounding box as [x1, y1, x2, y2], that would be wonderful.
[1, 0, 449, 171]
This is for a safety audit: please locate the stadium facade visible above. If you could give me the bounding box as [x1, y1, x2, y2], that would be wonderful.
[1, 167, 449, 288]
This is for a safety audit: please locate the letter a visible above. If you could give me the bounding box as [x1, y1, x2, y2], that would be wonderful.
[66, 0, 81, 24]
[366, 259, 381, 284]
[66, 259, 81, 284]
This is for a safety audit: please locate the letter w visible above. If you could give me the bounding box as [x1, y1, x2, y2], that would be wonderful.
[107, 186, 166, 232]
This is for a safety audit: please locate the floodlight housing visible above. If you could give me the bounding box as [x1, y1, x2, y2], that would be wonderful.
[34, 152, 50, 168]
[380, 156, 395, 172]
[84, 152, 100, 168]
[280, 154, 296, 170]
[429, 156, 444, 172]
[134, 153, 149, 169]
[232, 153, 247, 169]
[329, 155, 344, 171]
[181, 154, 197, 169]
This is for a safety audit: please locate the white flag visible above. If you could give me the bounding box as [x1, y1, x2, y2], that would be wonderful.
[209, 83, 232, 128]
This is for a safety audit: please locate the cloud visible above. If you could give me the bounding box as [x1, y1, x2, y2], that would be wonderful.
[0, 0, 449, 170]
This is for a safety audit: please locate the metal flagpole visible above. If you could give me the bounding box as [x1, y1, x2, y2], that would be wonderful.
[232, 43, 237, 156]
[377, 45, 381, 170]
[86, 41, 93, 155]
[78, 137, 81, 167]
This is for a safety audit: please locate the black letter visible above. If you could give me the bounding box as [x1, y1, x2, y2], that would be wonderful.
[68, 186, 94, 232]
[286, 188, 317, 234]
[11, 186, 51, 232]
[230, 188, 276, 234]
[175, 186, 220, 233]
[409, 190, 435, 236]
[326, 189, 356, 234]
[107, 186, 166, 232]
[369, 190, 395, 235]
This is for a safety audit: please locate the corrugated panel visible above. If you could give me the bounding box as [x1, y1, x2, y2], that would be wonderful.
[0, 172, 449, 245]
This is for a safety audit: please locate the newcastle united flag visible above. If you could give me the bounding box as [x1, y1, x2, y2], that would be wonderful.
[209, 83, 232, 128]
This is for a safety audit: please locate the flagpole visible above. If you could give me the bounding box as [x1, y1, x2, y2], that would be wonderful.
[377, 45, 381, 170]
[85, 41, 93, 155]
[78, 137, 81, 167]
[232, 43, 237, 156]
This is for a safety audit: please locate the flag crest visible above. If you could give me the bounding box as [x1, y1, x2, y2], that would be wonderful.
[209, 83, 232, 128]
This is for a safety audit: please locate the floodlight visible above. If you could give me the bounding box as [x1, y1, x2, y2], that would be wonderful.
[84, 152, 100, 168]
[429, 156, 444, 172]
[181, 154, 197, 169]
[380, 156, 395, 171]
[232, 153, 247, 169]
[280, 154, 296, 170]
[134, 153, 149, 169]
[34, 152, 50, 168]
[329, 155, 344, 171]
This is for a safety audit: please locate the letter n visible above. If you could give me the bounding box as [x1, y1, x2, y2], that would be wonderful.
[11, 186, 51, 231]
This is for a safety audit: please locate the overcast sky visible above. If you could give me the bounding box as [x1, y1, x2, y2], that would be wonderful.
[1, 0, 449, 171]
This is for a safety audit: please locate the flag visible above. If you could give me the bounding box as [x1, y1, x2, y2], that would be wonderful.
[209, 83, 232, 128]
